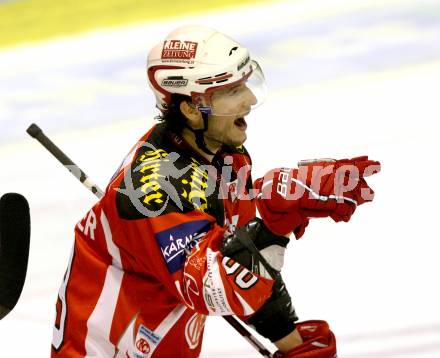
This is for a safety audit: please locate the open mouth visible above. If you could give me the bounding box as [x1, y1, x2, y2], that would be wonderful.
[234, 117, 247, 130]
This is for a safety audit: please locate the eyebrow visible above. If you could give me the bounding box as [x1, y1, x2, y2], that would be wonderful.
[227, 85, 242, 93]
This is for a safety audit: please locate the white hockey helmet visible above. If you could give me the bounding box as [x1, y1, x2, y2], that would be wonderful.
[147, 25, 266, 117]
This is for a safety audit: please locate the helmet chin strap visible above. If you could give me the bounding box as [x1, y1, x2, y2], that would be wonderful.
[185, 112, 216, 156]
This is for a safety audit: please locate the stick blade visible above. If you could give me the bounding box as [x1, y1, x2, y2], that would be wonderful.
[0, 193, 31, 320]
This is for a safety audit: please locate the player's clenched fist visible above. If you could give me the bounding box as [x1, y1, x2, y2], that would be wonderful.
[254, 156, 381, 237]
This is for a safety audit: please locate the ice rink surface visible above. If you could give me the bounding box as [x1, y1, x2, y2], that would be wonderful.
[1, 0, 440, 356]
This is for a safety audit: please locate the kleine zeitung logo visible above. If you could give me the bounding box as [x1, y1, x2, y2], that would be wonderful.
[162, 40, 198, 59]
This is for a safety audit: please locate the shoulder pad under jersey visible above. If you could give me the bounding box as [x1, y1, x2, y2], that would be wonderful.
[116, 125, 219, 219]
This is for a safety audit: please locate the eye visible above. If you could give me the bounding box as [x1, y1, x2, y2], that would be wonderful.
[229, 87, 240, 95]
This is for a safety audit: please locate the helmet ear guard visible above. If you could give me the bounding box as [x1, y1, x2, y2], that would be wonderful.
[147, 64, 184, 111]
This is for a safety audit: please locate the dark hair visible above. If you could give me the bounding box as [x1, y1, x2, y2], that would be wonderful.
[156, 93, 192, 134]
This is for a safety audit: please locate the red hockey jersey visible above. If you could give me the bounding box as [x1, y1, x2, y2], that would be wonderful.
[51, 123, 274, 358]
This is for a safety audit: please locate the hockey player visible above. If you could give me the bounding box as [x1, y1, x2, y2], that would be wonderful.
[51, 25, 379, 357]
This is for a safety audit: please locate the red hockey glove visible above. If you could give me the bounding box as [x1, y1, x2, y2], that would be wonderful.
[254, 169, 309, 238]
[254, 156, 380, 237]
[273, 320, 337, 358]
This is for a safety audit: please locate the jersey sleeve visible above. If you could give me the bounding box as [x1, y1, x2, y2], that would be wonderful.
[159, 215, 274, 317]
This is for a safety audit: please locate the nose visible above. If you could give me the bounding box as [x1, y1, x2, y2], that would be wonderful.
[244, 86, 257, 106]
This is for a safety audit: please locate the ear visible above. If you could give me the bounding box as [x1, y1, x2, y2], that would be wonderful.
[180, 101, 203, 129]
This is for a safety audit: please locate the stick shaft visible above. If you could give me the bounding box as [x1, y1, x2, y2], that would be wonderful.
[26, 123, 103, 197]
[27, 123, 271, 356]
[224, 316, 272, 357]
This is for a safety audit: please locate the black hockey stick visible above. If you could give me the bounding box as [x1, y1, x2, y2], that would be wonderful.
[26, 123, 273, 357]
[27, 124, 103, 198]
[0, 193, 31, 320]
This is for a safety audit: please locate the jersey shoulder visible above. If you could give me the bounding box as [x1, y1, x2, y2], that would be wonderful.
[115, 124, 219, 220]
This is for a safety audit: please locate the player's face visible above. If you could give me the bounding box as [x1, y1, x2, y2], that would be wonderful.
[204, 83, 257, 148]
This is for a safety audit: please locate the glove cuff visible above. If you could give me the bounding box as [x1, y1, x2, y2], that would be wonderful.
[254, 220, 290, 249]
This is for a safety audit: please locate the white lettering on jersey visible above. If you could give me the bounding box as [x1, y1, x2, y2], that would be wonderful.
[161, 232, 205, 263]
[52, 245, 75, 350]
[222, 257, 258, 290]
[77, 209, 97, 240]
[202, 248, 233, 315]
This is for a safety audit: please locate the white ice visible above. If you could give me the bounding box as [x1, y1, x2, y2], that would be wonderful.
[1, 0, 440, 356]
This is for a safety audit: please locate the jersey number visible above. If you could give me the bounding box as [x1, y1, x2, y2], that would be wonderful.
[52, 246, 75, 350]
[222, 257, 258, 289]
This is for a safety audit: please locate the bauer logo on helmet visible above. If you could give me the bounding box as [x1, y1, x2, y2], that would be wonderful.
[161, 78, 188, 87]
